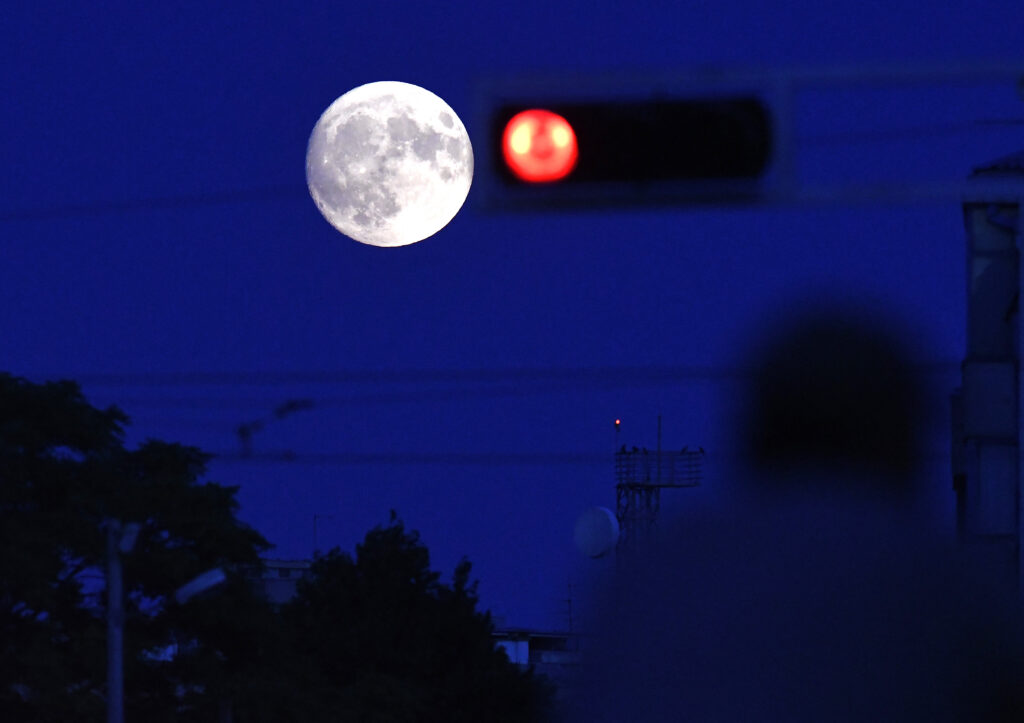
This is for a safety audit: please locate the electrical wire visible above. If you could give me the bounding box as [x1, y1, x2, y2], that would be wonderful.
[206, 449, 952, 467]
[211, 451, 612, 466]
[800, 119, 1024, 146]
[68, 361, 959, 390]
[0, 118, 1019, 223]
[0, 184, 303, 223]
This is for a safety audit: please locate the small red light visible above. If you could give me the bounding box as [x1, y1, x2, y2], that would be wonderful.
[614, 419, 621, 427]
[502, 109, 578, 183]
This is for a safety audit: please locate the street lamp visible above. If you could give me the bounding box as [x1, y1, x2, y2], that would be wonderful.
[174, 567, 226, 605]
[105, 517, 225, 723]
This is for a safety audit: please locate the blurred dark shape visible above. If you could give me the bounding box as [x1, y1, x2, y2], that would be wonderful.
[235, 419, 264, 457]
[568, 302, 1024, 722]
[272, 398, 315, 419]
[741, 306, 926, 494]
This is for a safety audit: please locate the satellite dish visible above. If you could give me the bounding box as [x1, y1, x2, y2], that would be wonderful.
[574, 507, 620, 558]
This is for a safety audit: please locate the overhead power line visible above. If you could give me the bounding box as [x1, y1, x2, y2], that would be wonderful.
[0, 184, 304, 223]
[110, 382, 738, 410]
[208, 449, 952, 467]
[67, 361, 959, 389]
[801, 118, 1024, 146]
[1, 111, 1020, 224]
[212, 451, 612, 466]
[71, 365, 747, 387]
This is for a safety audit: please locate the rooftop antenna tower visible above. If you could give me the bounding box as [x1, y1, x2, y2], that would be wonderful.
[614, 416, 703, 554]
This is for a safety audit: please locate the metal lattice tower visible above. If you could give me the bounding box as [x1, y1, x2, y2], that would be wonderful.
[614, 444, 703, 554]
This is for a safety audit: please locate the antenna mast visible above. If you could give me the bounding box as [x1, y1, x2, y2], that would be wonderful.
[614, 416, 703, 554]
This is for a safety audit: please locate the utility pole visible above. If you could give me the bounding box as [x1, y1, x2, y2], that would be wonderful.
[613, 416, 703, 555]
[106, 522, 123, 723]
[105, 519, 139, 723]
[313, 513, 334, 555]
[565, 582, 574, 635]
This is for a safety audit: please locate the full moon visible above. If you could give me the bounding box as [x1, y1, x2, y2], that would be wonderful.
[305, 81, 474, 247]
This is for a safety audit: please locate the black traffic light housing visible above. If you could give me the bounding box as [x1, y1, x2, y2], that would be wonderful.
[492, 98, 772, 185]
[476, 75, 780, 210]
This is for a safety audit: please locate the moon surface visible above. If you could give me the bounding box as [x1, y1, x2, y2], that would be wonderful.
[306, 81, 473, 247]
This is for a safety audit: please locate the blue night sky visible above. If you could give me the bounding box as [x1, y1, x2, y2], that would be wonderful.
[2, 1, 1023, 630]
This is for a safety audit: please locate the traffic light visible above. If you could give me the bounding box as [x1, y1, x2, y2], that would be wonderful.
[502, 109, 579, 183]
[479, 87, 777, 210]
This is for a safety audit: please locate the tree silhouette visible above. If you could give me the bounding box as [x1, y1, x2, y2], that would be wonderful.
[0, 374, 554, 720]
[0, 373, 271, 721]
[264, 512, 554, 723]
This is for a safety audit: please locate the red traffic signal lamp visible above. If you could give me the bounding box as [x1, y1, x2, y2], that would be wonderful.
[486, 95, 774, 209]
[502, 109, 579, 183]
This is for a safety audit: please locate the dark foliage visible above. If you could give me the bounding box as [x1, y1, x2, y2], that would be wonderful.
[0, 374, 552, 721]
[247, 512, 554, 723]
[0, 373, 272, 721]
